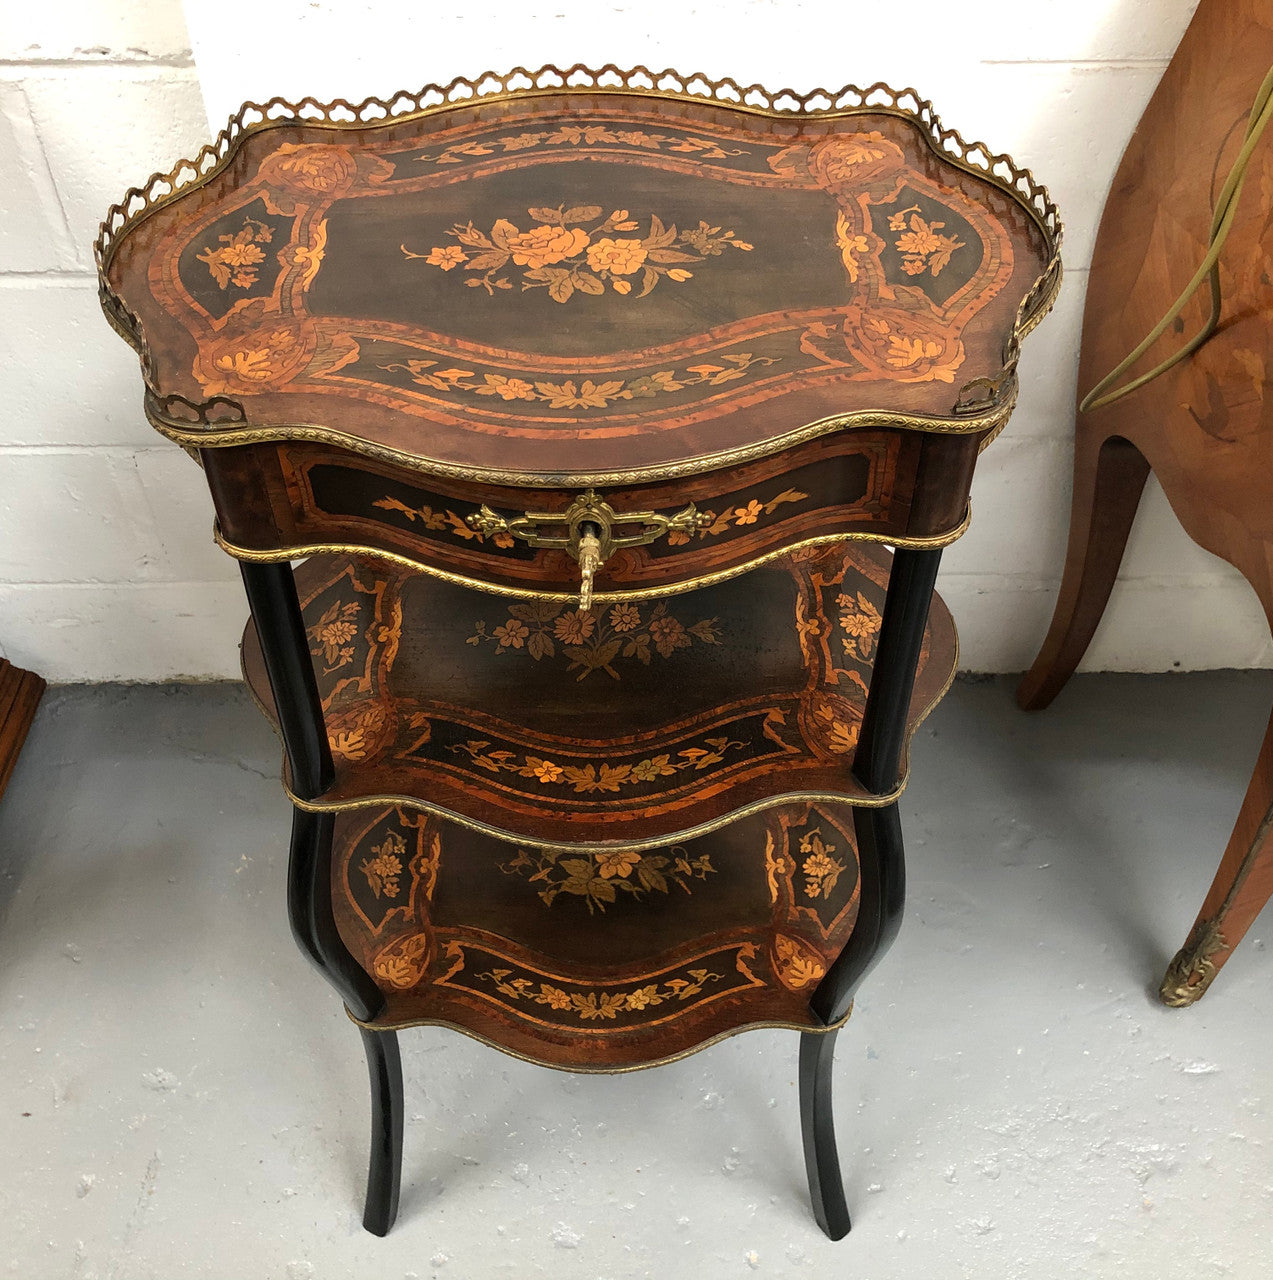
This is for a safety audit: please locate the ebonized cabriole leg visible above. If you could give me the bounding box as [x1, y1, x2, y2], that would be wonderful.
[797, 547, 940, 1238]
[800, 1029, 850, 1240]
[853, 547, 944, 797]
[360, 1026, 404, 1236]
[240, 562, 400, 1233]
[798, 804, 906, 1238]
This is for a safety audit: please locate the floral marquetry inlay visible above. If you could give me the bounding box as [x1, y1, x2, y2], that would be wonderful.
[467, 598, 722, 681]
[196, 215, 274, 291]
[447, 731, 749, 795]
[403, 204, 754, 302]
[889, 206, 966, 278]
[499, 844, 717, 913]
[375, 352, 778, 411]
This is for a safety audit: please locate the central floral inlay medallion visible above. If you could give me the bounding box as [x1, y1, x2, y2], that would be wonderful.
[401, 204, 753, 303]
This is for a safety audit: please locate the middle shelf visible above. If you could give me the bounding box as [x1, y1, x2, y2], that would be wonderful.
[243, 539, 956, 848]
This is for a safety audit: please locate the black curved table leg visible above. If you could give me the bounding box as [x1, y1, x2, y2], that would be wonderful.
[360, 1026, 404, 1236]
[796, 546, 940, 1237]
[800, 1027, 851, 1240]
[241, 561, 396, 1233]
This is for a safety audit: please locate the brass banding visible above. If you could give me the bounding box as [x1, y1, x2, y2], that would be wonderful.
[214, 504, 973, 605]
[344, 1000, 853, 1074]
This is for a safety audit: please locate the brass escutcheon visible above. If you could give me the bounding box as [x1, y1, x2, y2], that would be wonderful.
[466, 489, 711, 609]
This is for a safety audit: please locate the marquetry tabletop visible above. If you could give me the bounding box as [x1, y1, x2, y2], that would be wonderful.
[98, 69, 1061, 485]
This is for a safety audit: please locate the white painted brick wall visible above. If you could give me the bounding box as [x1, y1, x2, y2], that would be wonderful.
[5, 0, 1264, 680]
[0, 0, 242, 681]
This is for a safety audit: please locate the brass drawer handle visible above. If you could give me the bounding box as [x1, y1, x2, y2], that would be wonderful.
[466, 489, 710, 609]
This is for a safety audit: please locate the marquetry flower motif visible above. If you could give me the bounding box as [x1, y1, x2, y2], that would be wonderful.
[492, 619, 530, 649]
[449, 733, 746, 796]
[307, 599, 361, 672]
[608, 603, 641, 633]
[468, 598, 721, 680]
[666, 487, 809, 545]
[256, 142, 358, 199]
[887, 205, 965, 278]
[772, 933, 827, 991]
[553, 610, 596, 644]
[196, 215, 273, 290]
[846, 302, 966, 382]
[477, 964, 725, 1019]
[509, 224, 591, 268]
[798, 828, 847, 901]
[378, 352, 777, 410]
[837, 591, 883, 660]
[801, 298, 965, 384]
[597, 850, 642, 878]
[529, 758, 563, 783]
[424, 245, 467, 270]
[373, 932, 430, 990]
[360, 832, 406, 899]
[402, 203, 751, 302]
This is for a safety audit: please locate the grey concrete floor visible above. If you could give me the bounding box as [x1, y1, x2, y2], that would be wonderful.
[1, 674, 1272, 1279]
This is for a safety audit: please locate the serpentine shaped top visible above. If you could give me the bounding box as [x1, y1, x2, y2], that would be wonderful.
[98, 66, 1061, 484]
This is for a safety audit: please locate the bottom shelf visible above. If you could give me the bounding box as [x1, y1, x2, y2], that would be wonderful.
[333, 799, 863, 1071]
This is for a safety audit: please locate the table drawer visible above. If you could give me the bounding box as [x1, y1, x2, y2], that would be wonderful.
[206, 428, 975, 599]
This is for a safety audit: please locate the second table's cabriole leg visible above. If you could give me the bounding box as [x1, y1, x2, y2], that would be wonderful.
[1017, 433, 1152, 711]
[1160, 706, 1273, 1006]
[240, 561, 402, 1233]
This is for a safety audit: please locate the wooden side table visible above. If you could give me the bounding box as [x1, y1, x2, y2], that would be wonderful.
[1018, 0, 1273, 1007]
[97, 67, 1059, 1237]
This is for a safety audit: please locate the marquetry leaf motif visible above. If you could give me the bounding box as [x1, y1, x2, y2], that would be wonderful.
[377, 353, 778, 410]
[772, 933, 826, 990]
[373, 931, 430, 990]
[415, 127, 749, 169]
[446, 730, 748, 794]
[669, 485, 809, 544]
[473, 964, 730, 1021]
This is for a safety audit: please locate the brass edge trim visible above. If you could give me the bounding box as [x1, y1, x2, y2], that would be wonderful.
[344, 1000, 853, 1074]
[100, 65, 1060, 481]
[286, 781, 909, 851]
[147, 393, 1018, 489]
[214, 506, 973, 605]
